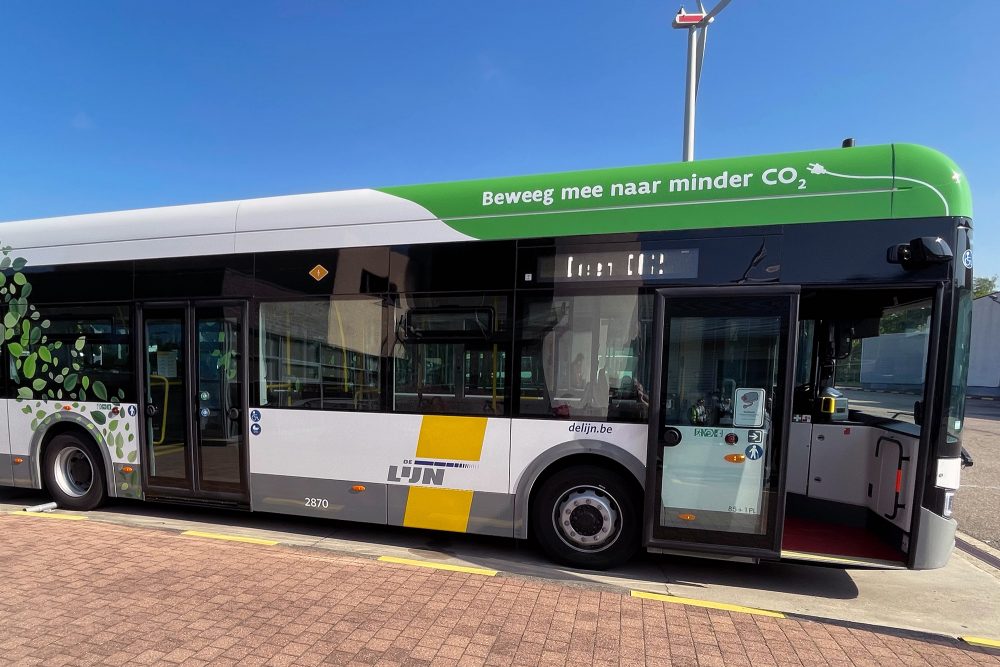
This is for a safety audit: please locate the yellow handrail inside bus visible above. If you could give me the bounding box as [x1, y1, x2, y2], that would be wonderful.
[148, 374, 170, 446]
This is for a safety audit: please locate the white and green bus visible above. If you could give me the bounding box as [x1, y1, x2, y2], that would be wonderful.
[0, 143, 972, 570]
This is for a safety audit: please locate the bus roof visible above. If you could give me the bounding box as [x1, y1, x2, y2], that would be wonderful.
[0, 143, 971, 266]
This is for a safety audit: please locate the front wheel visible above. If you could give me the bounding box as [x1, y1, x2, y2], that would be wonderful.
[42, 434, 106, 511]
[531, 464, 640, 570]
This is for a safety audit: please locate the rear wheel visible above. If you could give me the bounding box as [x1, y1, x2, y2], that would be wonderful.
[531, 464, 640, 570]
[42, 434, 106, 511]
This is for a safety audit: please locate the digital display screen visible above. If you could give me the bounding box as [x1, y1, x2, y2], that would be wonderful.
[542, 247, 699, 283]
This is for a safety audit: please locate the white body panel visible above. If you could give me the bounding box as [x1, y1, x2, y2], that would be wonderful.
[935, 457, 961, 490]
[249, 410, 510, 494]
[2, 189, 471, 266]
[808, 424, 872, 506]
[508, 419, 647, 494]
[6, 401, 140, 465]
[804, 423, 919, 532]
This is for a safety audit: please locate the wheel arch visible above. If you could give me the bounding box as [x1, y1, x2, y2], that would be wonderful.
[30, 415, 114, 495]
[513, 439, 645, 540]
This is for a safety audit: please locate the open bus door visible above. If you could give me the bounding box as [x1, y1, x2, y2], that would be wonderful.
[644, 287, 798, 561]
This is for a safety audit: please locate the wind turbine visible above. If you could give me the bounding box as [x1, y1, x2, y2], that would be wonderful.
[672, 0, 733, 161]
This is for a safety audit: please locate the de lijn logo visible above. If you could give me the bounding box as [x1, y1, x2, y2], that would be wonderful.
[387, 458, 476, 486]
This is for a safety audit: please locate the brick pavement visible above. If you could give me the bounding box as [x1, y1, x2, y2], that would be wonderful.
[0, 514, 996, 667]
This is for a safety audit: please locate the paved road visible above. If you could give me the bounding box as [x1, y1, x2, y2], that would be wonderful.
[1, 514, 996, 666]
[954, 410, 1000, 547]
[2, 485, 998, 643]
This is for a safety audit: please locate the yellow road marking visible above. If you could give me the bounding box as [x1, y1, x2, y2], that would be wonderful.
[631, 590, 785, 618]
[9, 511, 88, 521]
[961, 636, 1000, 649]
[378, 556, 497, 577]
[181, 530, 279, 546]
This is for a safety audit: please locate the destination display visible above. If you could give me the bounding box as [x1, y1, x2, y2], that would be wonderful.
[541, 246, 699, 283]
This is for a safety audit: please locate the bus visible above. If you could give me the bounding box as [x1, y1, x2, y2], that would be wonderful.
[0, 143, 972, 571]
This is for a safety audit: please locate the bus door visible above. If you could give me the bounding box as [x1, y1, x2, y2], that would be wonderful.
[644, 287, 798, 560]
[140, 301, 249, 504]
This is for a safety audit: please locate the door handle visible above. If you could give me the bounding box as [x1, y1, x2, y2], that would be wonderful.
[227, 407, 240, 421]
[146, 404, 159, 417]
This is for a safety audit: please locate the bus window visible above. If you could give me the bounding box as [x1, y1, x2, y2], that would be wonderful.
[516, 292, 653, 422]
[393, 294, 511, 415]
[9, 304, 133, 402]
[259, 298, 384, 411]
[834, 298, 932, 424]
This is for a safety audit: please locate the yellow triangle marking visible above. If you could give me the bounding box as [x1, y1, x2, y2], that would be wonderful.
[181, 530, 279, 546]
[378, 556, 497, 577]
[631, 590, 785, 618]
[961, 636, 1000, 649]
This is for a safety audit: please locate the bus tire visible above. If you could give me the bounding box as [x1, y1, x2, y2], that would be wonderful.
[42, 433, 106, 511]
[531, 464, 639, 570]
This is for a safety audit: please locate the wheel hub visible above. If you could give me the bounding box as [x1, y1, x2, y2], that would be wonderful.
[54, 446, 94, 498]
[554, 487, 620, 551]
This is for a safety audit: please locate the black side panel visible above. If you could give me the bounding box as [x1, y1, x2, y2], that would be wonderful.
[391, 241, 517, 292]
[24, 261, 134, 303]
[135, 255, 253, 299]
[253, 247, 389, 297]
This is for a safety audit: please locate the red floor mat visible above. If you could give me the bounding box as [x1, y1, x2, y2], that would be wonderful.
[782, 516, 905, 562]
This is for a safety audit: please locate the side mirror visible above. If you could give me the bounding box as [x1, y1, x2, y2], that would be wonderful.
[913, 400, 924, 426]
[888, 236, 954, 270]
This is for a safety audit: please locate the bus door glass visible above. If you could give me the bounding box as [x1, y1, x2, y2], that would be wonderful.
[645, 288, 798, 557]
[142, 302, 248, 501]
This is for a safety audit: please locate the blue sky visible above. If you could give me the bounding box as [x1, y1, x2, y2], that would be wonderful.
[1, 2, 997, 278]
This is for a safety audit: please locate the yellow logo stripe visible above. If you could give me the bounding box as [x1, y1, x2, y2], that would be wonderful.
[416, 416, 488, 461]
[403, 487, 474, 533]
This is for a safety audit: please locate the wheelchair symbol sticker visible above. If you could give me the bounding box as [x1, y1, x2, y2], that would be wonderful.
[250, 409, 261, 423]
[745, 444, 764, 461]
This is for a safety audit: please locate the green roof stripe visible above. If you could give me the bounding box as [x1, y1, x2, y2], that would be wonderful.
[379, 143, 970, 240]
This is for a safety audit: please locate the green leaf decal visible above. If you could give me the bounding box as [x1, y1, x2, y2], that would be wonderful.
[11, 257, 26, 271]
[82, 376, 90, 390]
[127, 450, 137, 463]
[3, 311, 17, 329]
[74, 336, 86, 351]
[91, 411, 107, 425]
[108, 419, 119, 431]
[92, 381, 108, 401]
[30, 378, 44, 391]
[38, 346, 51, 363]
[8, 342, 23, 357]
[65, 374, 78, 391]
[12, 272, 26, 285]
[20, 405, 31, 414]
[28, 327, 41, 345]
[128, 433, 134, 442]
[23, 353, 37, 379]
[35, 410, 45, 419]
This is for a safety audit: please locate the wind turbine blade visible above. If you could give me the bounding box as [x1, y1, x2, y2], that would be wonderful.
[702, 0, 733, 23]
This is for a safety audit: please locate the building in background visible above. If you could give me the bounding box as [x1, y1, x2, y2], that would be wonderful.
[969, 292, 1000, 398]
